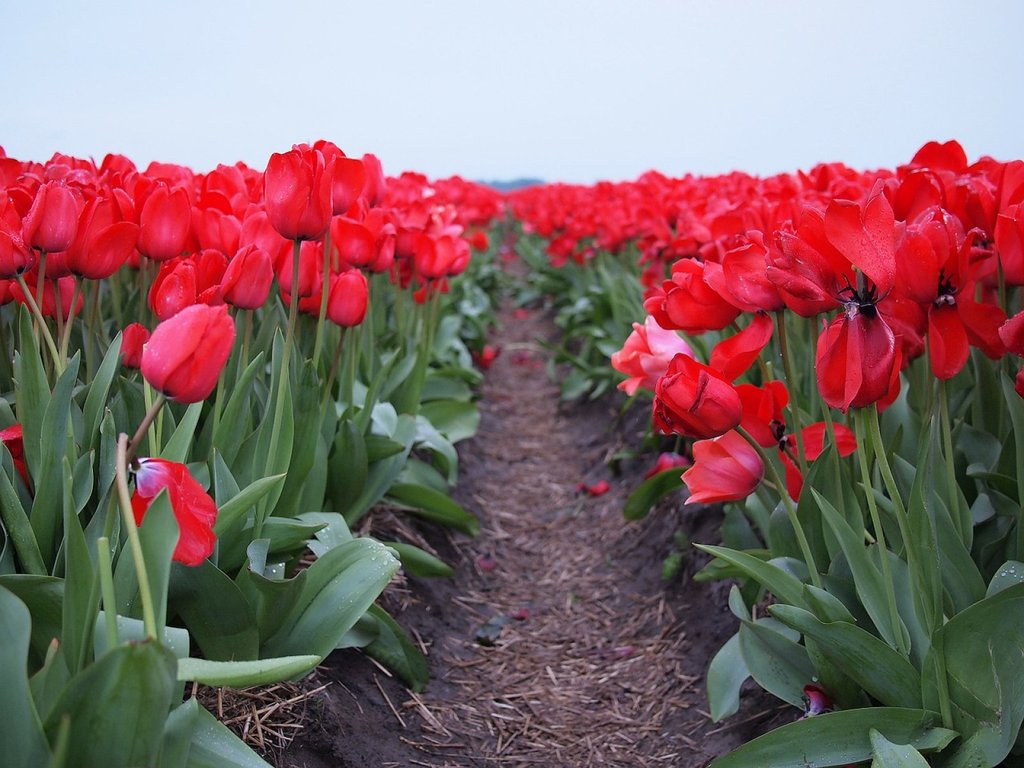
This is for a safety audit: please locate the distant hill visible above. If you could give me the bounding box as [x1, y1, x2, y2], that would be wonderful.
[477, 178, 544, 191]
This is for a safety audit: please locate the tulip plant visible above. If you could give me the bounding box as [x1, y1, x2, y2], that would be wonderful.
[514, 142, 1024, 767]
[0, 143, 502, 766]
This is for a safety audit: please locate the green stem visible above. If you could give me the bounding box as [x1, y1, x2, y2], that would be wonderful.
[126, 393, 167, 464]
[115, 434, 157, 640]
[938, 379, 969, 544]
[775, 310, 807, 475]
[58, 279, 84, 371]
[97, 536, 119, 650]
[736, 425, 822, 588]
[15, 273, 63, 375]
[865, 406, 909, 526]
[320, 327, 347, 415]
[258, 239, 303, 538]
[854, 410, 907, 655]
[312, 227, 333, 370]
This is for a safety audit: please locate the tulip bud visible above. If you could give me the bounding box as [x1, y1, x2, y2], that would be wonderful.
[22, 181, 81, 253]
[326, 269, 369, 327]
[264, 147, 332, 241]
[137, 183, 191, 261]
[221, 244, 273, 309]
[141, 303, 236, 403]
[653, 354, 743, 439]
[121, 323, 150, 369]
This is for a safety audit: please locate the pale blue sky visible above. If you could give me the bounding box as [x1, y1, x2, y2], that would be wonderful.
[3, 1, 1023, 182]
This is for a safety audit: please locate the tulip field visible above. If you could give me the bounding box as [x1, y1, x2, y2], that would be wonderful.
[2, 139, 1024, 767]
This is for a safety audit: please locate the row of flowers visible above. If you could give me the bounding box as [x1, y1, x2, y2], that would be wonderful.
[0, 142, 504, 767]
[511, 142, 1024, 767]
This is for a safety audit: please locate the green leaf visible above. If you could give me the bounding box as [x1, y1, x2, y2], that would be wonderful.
[694, 544, 809, 610]
[82, 333, 122, 456]
[298, 512, 353, 557]
[182, 701, 273, 768]
[0, 575, 64, 670]
[358, 604, 429, 692]
[161, 696, 199, 768]
[261, 538, 399, 659]
[814, 489, 910, 653]
[212, 351, 264, 469]
[385, 541, 454, 578]
[738, 618, 815, 707]
[869, 728, 930, 767]
[62, 457, 97, 676]
[414, 415, 459, 483]
[709, 708, 957, 767]
[926, 582, 1024, 766]
[328, 419, 368, 516]
[177, 655, 319, 686]
[706, 632, 749, 722]
[30, 353, 80, 567]
[92, 612, 190, 660]
[342, 415, 417, 526]
[0, 586, 50, 766]
[386, 483, 480, 536]
[161, 402, 204, 463]
[419, 399, 480, 443]
[15, 307, 49, 482]
[770, 605, 921, 709]
[273, 359, 322, 518]
[213, 472, 287, 537]
[421, 373, 473, 402]
[986, 560, 1024, 597]
[43, 640, 178, 768]
[113, 490, 178, 631]
[623, 469, 684, 521]
[168, 560, 259, 661]
[0, 456, 45, 574]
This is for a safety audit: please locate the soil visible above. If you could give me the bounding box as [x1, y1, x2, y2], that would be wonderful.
[275, 286, 790, 767]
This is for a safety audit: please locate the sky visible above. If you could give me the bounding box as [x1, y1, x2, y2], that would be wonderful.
[3, 1, 1023, 184]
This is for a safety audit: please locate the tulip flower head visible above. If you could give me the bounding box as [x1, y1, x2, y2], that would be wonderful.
[131, 458, 217, 566]
[682, 430, 764, 504]
[141, 303, 236, 403]
[612, 315, 693, 396]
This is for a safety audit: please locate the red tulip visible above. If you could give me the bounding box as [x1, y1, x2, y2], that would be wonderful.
[780, 422, 858, 500]
[326, 269, 369, 327]
[653, 354, 743, 439]
[644, 258, 741, 334]
[0, 423, 30, 489]
[682, 430, 763, 504]
[331, 217, 376, 268]
[361, 153, 386, 207]
[149, 257, 197, 320]
[644, 451, 691, 479]
[276, 239, 321, 298]
[22, 181, 80, 253]
[131, 458, 217, 566]
[264, 146, 332, 241]
[472, 344, 501, 370]
[141, 303, 236, 403]
[816, 305, 900, 412]
[221, 244, 273, 309]
[121, 323, 149, 369]
[137, 183, 192, 261]
[63, 195, 138, 280]
[611, 315, 693, 396]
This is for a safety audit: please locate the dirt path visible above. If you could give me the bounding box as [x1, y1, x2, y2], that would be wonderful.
[280, 296, 785, 768]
